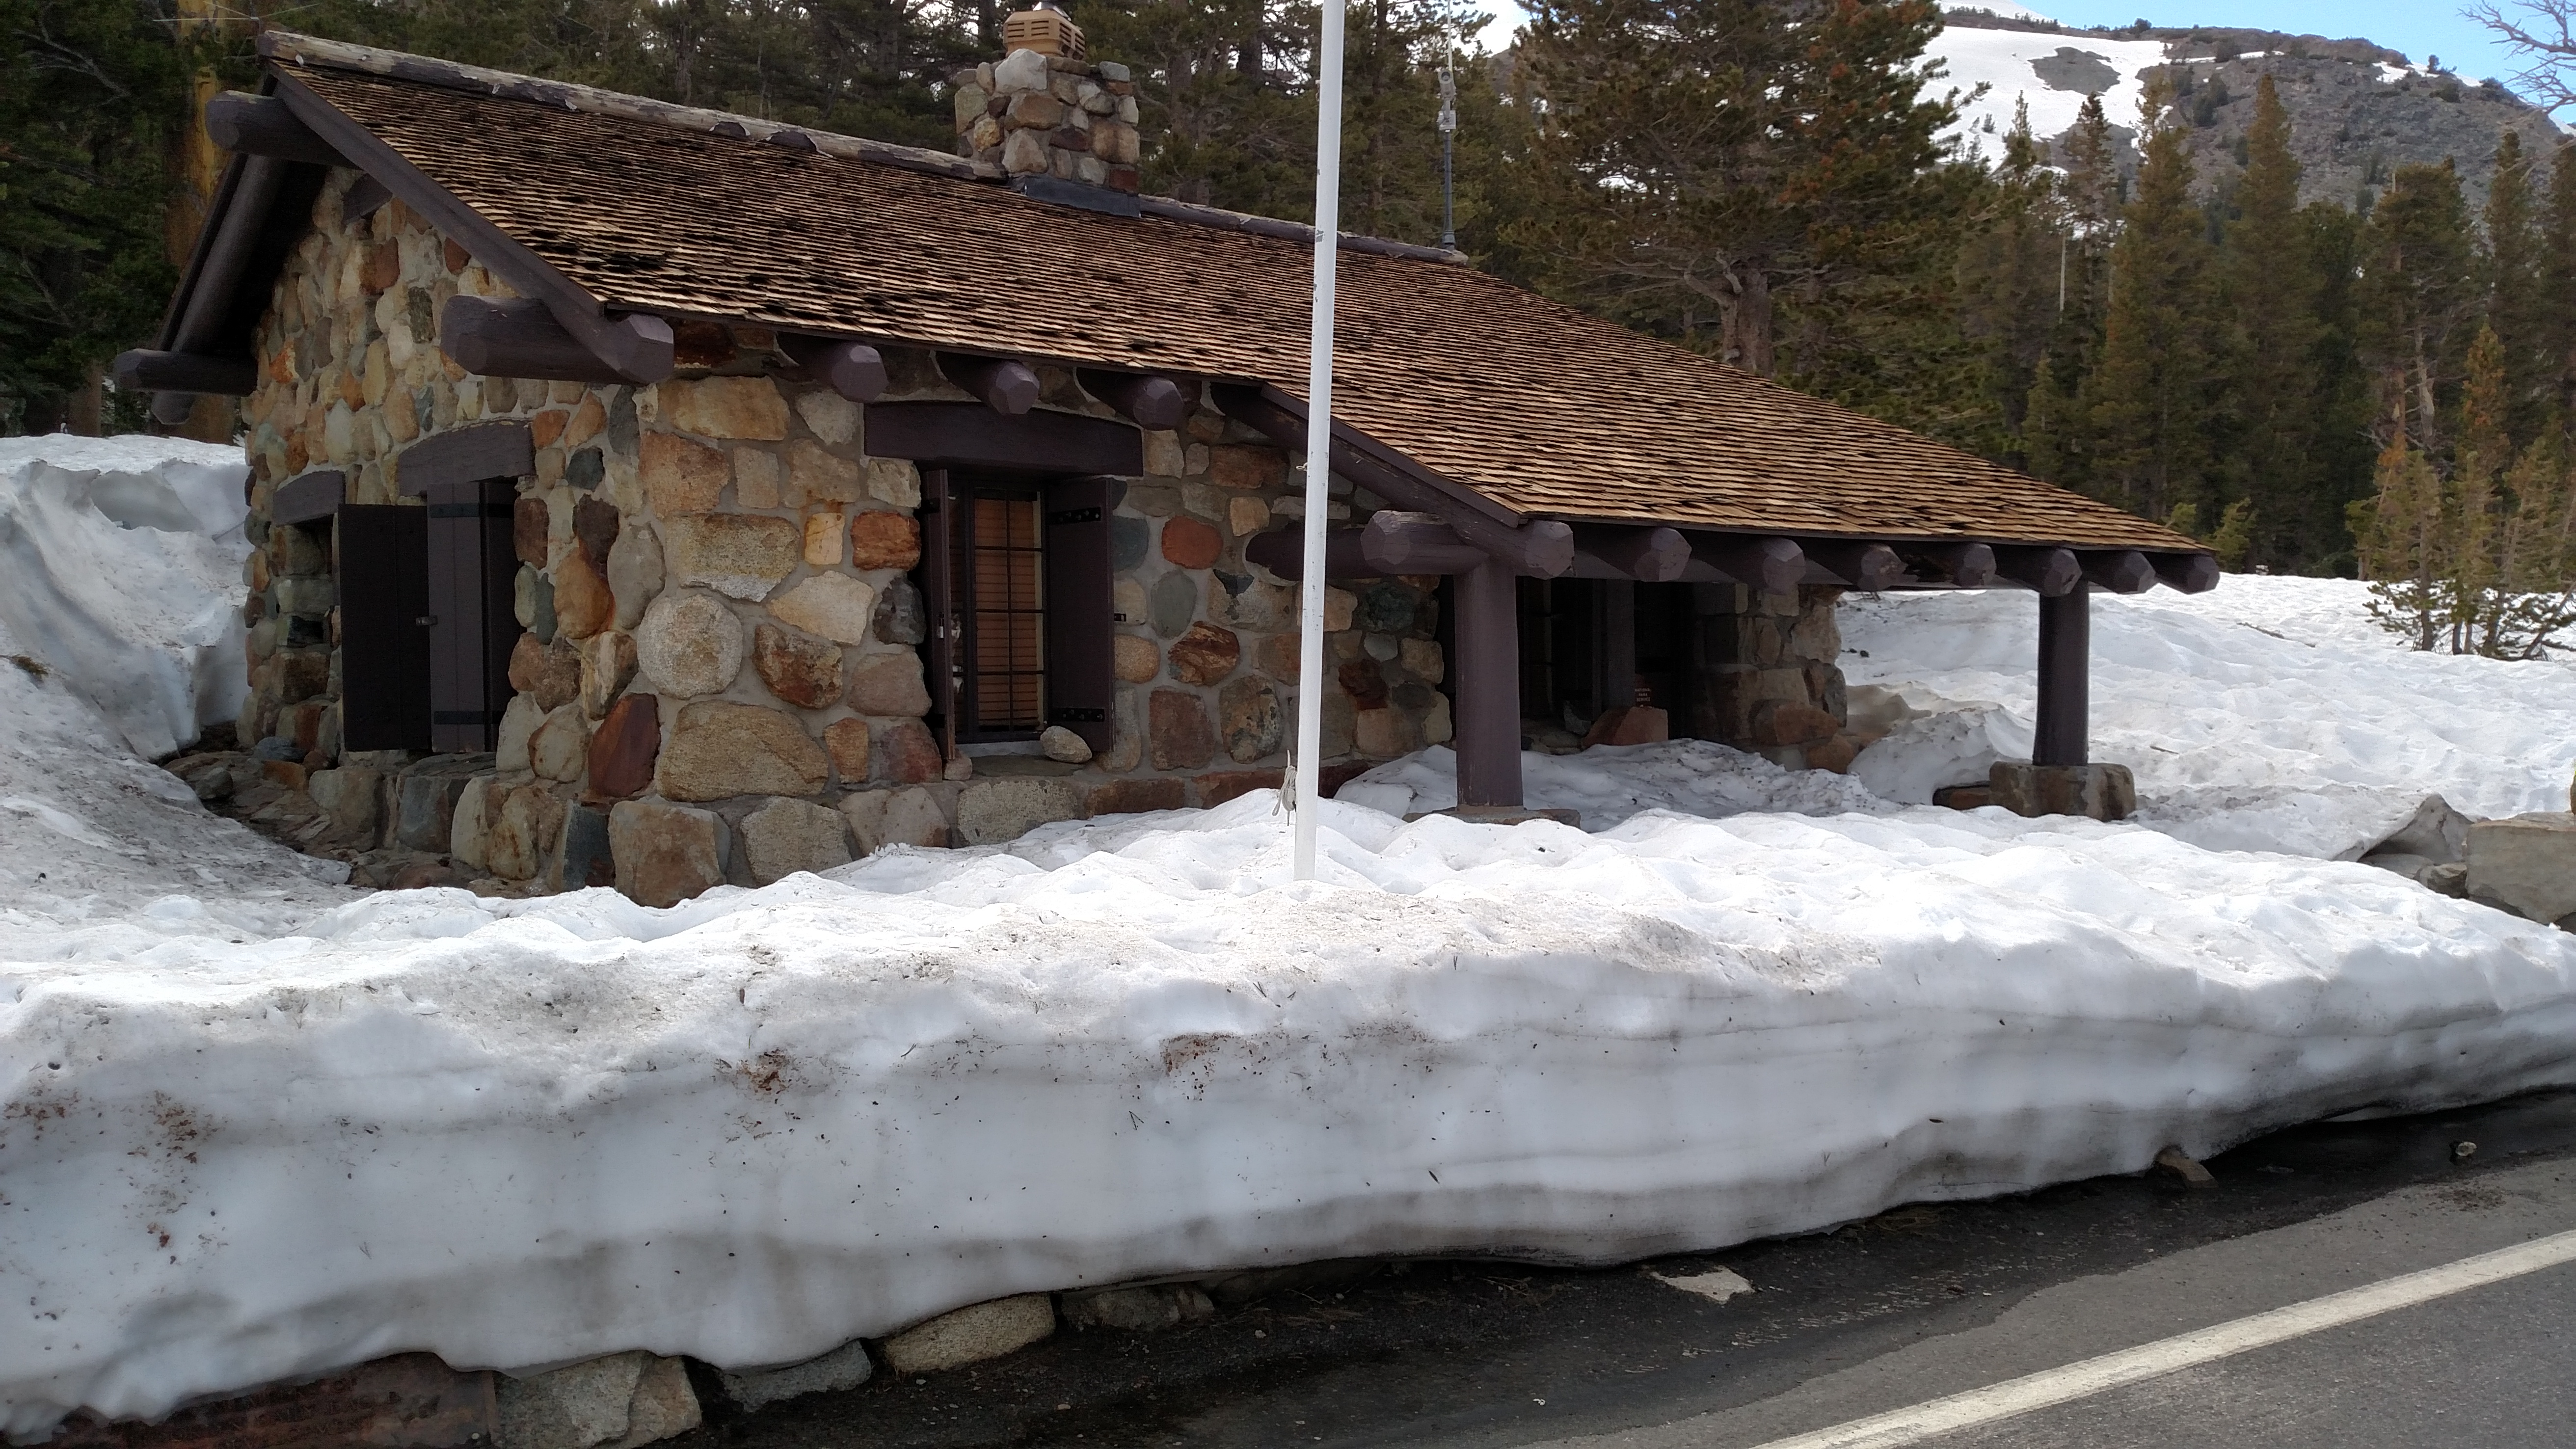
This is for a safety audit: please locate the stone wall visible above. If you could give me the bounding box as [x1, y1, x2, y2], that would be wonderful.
[950, 47, 1142, 190]
[234, 171, 1454, 903]
[1685, 583, 1862, 775]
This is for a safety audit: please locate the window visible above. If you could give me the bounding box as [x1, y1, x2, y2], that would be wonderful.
[953, 486, 1047, 737]
[921, 469, 1115, 756]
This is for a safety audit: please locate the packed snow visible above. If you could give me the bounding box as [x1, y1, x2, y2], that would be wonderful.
[7, 507, 2576, 1435]
[0, 434, 252, 760]
[1843, 576, 2576, 860]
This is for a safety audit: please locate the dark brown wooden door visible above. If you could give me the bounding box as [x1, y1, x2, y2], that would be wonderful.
[336, 505, 431, 751]
[423, 479, 517, 752]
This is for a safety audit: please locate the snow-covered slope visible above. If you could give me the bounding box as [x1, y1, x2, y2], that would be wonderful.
[0, 434, 253, 760]
[1927, 17, 2172, 148]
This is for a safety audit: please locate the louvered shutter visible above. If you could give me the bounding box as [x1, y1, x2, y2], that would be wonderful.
[336, 505, 431, 751]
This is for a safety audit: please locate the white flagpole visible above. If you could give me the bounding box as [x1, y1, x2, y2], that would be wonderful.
[1291, 0, 1347, 882]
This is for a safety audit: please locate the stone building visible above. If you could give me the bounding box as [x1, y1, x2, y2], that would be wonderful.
[118, 24, 2212, 903]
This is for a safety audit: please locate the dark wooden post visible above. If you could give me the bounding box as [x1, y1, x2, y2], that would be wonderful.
[2034, 588, 2089, 767]
[1453, 559, 1524, 806]
[1597, 579, 1636, 711]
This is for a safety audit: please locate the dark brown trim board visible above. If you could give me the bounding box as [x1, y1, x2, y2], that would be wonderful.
[270, 469, 348, 525]
[393, 421, 535, 495]
[863, 402, 1141, 476]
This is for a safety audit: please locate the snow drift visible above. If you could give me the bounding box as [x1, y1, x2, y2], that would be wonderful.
[0, 434, 252, 761]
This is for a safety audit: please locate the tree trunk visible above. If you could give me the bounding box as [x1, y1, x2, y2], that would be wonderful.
[1720, 267, 1775, 376]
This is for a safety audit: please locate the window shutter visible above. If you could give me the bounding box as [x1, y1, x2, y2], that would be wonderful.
[424, 478, 518, 752]
[1043, 474, 1115, 752]
[336, 505, 431, 751]
[920, 467, 956, 758]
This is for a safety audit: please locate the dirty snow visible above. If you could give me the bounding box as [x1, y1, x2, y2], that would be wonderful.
[7, 553, 2576, 1432]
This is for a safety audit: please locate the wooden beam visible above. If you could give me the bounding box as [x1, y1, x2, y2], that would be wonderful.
[270, 72, 674, 385]
[2082, 549, 2158, 594]
[1246, 513, 1490, 579]
[1212, 383, 1574, 578]
[270, 468, 347, 525]
[1452, 560, 1524, 807]
[110, 349, 256, 396]
[394, 421, 535, 495]
[1800, 540, 1908, 591]
[2153, 552, 2221, 594]
[1907, 542, 1997, 589]
[863, 402, 1142, 476]
[939, 353, 1040, 415]
[204, 90, 350, 167]
[2035, 589, 2089, 766]
[1994, 545, 2082, 596]
[1078, 369, 1191, 431]
[1572, 525, 1692, 582]
[1363, 511, 1490, 573]
[438, 296, 629, 382]
[146, 152, 287, 420]
[783, 336, 887, 402]
[1687, 534, 1805, 596]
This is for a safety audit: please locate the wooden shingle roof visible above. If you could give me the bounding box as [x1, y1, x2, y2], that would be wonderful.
[284, 55, 2192, 553]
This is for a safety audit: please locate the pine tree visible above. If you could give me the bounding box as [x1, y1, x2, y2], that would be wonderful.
[2358, 161, 2477, 454]
[2541, 141, 2576, 423]
[2352, 426, 2448, 650]
[2084, 76, 2217, 523]
[1953, 99, 2066, 466]
[0, 0, 197, 433]
[1508, 0, 1966, 378]
[2218, 74, 2319, 571]
[2483, 130, 2549, 448]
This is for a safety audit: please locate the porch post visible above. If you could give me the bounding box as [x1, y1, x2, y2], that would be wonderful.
[2034, 587, 2089, 767]
[1597, 579, 1637, 711]
[1452, 559, 1524, 806]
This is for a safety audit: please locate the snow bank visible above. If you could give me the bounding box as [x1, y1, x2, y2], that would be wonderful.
[1843, 577, 2576, 859]
[9, 788, 2576, 1432]
[0, 434, 252, 760]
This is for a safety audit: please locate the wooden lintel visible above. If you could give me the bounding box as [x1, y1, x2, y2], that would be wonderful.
[783, 337, 887, 402]
[270, 468, 348, 525]
[1687, 534, 1805, 596]
[1078, 369, 1191, 431]
[2153, 552, 2221, 594]
[1573, 525, 1692, 582]
[939, 353, 1040, 415]
[111, 349, 257, 397]
[394, 421, 535, 496]
[2082, 549, 2158, 594]
[1800, 540, 1908, 591]
[205, 91, 350, 167]
[1210, 383, 1572, 577]
[1994, 545, 2082, 597]
[439, 296, 628, 383]
[864, 402, 1141, 476]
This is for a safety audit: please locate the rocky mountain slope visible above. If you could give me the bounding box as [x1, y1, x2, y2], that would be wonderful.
[1934, 6, 2565, 211]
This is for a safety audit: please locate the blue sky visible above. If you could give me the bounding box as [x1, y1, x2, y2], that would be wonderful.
[1475, 2, 2544, 95]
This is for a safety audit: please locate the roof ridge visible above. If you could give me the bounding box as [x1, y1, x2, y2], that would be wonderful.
[258, 29, 1466, 264]
[261, 30, 1000, 182]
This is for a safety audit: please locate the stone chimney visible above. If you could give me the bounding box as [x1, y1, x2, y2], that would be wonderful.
[953, 6, 1142, 195]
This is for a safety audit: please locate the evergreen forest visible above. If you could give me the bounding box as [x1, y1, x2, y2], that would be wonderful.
[7, 0, 2576, 635]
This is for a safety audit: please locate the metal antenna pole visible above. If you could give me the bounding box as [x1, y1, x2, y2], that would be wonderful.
[1437, 56, 1457, 250]
[1291, 0, 1348, 882]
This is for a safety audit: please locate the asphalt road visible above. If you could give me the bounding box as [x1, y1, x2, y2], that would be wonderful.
[678, 1088, 2576, 1449]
